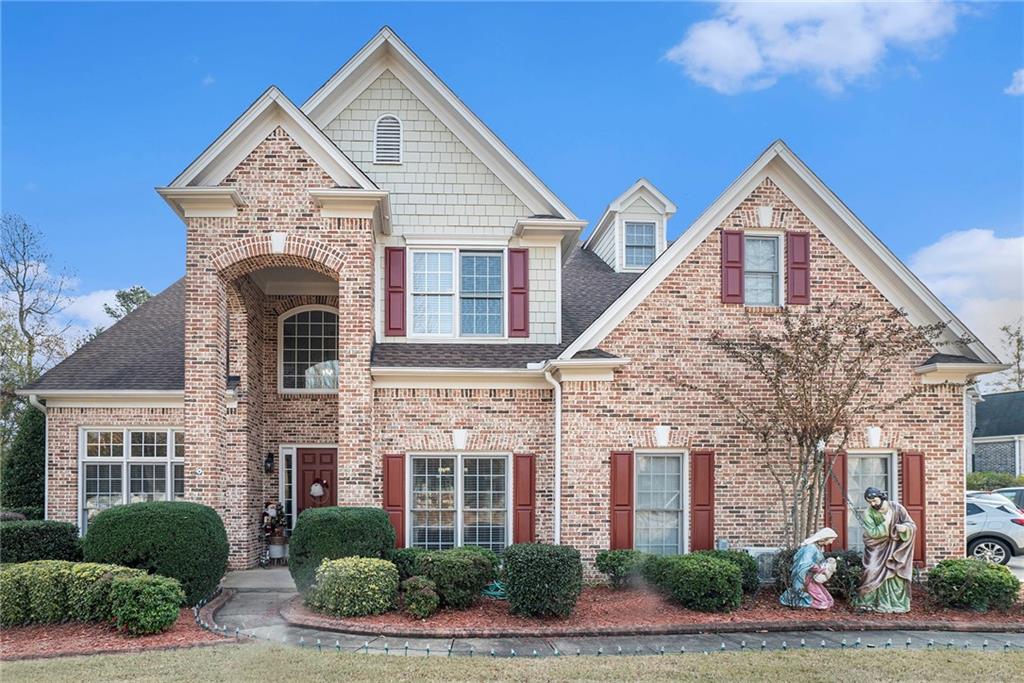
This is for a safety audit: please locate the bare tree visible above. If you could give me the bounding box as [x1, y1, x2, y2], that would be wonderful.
[683, 301, 957, 547]
[993, 318, 1023, 392]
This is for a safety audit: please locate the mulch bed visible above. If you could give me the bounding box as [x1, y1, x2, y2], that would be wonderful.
[0, 609, 229, 661]
[279, 586, 1024, 638]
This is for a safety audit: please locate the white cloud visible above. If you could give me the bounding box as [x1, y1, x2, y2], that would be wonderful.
[1005, 68, 1024, 96]
[63, 289, 118, 329]
[908, 229, 1024, 378]
[201, 74, 216, 87]
[666, 1, 961, 94]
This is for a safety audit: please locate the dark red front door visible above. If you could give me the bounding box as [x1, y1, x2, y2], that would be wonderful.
[298, 448, 337, 516]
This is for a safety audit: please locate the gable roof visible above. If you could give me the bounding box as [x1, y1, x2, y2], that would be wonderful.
[975, 391, 1024, 438]
[561, 140, 1001, 365]
[301, 26, 577, 221]
[160, 86, 375, 209]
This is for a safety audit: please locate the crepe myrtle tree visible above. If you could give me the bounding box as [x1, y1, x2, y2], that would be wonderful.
[683, 300, 961, 547]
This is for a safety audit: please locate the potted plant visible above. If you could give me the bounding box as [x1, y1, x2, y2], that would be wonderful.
[261, 502, 288, 561]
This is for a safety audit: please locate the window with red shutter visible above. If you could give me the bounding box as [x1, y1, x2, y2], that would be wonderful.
[384, 247, 406, 336]
[508, 248, 529, 337]
[690, 450, 715, 551]
[609, 451, 634, 550]
[900, 451, 927, 567]
[786, 232, 811, 304]
[824, 451, 848, 550]
[721, 230, 744, 303]
[513, 453, 536, 543]
[382, 453, 405, 548]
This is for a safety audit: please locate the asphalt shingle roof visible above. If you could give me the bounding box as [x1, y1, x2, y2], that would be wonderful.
[974, 391, 1024, 438]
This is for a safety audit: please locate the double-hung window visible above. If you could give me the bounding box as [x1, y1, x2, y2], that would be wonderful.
[845, 452, 897, 552]
[624, 222, 657, 268]
[460, 252, 503, 336]
[411, 250, 505, 337]
[635, 453, 686, 555]
[743, 235, 781, 306]
[409, 454, 509, 553]
[81, 428, 185, 532]
[411, 251, 455, 335]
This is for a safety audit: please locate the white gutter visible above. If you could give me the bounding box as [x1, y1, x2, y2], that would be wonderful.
[27, 395, 47, 520]
[542, 369, 562, 545]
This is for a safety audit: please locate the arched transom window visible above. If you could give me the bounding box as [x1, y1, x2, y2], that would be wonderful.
[279, 306, 339, 391]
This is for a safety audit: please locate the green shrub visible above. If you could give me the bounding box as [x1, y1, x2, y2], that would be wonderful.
[693, 550, 760, 594]
[402, 576, 440, 619]
[451, 545, 500, 581]
[0, 407, 45, 510]
[641, 553, 673, 590]
[109, 574, 184, 635]
[0, 563, 32, 625]
[966, 471, 1024, 491]
[67, 562, 146, 622]
[82, 501, 228, 606]
[772, 547, 864, 601]
[389, 547, 430, 581]
[927, 559, 1021, 611]
[595, 549, 646, 589]
[289, 507, 396, 593]
[0, 520, 81, 563]
[4, 506, 44, 520]
[305, 557, 398, 618]
[659, 554, 742, 613]
[414, 548, 494, 609]
[503, 544, 583, 618]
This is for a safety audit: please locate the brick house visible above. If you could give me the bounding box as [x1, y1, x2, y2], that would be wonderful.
[20, 27, 1005, 572]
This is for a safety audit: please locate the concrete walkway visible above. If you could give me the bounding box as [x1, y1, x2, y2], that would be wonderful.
[211, 569, 1024, 658]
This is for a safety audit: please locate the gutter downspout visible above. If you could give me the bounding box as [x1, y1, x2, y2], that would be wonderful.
[28, 395, 47, 520]
[543, 369, 562, 545]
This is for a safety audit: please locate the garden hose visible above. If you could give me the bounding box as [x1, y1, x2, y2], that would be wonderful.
[482, 580, 507, 600]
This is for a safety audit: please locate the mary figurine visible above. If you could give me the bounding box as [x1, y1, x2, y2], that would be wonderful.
[779, 527, 839, 610]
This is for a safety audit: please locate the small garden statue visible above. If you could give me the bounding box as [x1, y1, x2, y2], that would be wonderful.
[853, 486, 916, 613]
[780, 527, 838, 609]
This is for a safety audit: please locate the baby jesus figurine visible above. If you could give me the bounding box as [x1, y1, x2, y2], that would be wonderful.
[780, 528, 839, 610]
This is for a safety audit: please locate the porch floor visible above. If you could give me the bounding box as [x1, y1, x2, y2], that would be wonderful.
[222, 567, 296, 592]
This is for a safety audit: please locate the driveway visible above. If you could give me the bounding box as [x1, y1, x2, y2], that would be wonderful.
[1009, 556, 1024, 582]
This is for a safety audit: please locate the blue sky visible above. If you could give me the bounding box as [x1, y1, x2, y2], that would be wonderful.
[2, 2, 1022, 354]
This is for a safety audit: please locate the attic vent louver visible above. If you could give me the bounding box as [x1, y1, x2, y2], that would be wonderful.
[374, 114, 402, 164]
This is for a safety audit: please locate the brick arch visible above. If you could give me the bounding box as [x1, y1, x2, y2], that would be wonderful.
[211, 234, 345, 283]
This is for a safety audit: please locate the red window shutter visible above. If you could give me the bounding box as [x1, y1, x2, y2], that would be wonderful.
[900, 451, 927, 567]
[382, 453, 405, 548]
[384, 247, 406, 336]
[508, 248, 529, 337]
[690, 450, 715, 551]
[721, 230, 744, 304]
[513, 453, 536, 543]
[786, 232, 811, 305]
[824, 451, 848, 551]
[609, 451, 634, 550]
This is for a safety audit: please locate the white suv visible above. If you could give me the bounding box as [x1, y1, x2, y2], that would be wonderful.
[966, 496, 1024, 565]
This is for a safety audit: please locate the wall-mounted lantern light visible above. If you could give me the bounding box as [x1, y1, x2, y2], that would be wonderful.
[264, 452, 275, 474]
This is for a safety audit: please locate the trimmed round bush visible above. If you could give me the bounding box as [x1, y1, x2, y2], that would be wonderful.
[82, 501, 228, 605]
[110, 574, 185, 635]
[661, 554, 742, 613]
[772, 547, 864, 601]
[389, 547, 430, 581]
[927, 558, 1021, 611]
[305, 557, 399, 617]
[414, 547, 495, 609]
[641, 553, 673, 590]
[0, 520, 81, 563]
[504, 543, 583, 618]
[290, 507, 396, 593]
[402, 576, 440, 619]
[596, 549, 646, 589]
[5, 506, 44, 520]
[693, 549, 760, 594]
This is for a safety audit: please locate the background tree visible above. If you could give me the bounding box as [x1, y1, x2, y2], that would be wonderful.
[993, 318, 1023, 392]
[103, 285, 151, 321]
[683, 301, 954, 547]
[0, 407, 45, 510]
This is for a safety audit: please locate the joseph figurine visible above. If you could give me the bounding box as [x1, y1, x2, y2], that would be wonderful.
[853, 486, 917, 613]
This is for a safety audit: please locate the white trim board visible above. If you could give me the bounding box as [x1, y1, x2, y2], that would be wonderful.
[562, 140, 1000, 365]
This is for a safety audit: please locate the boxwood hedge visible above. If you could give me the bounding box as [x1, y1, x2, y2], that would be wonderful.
[504, 543, 582, 618]
[289, 507, 395, 592]
[0, 520, 81, 563]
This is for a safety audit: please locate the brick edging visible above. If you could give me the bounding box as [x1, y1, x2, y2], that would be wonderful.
[279, 595, 1024, 639]
[198, 589, 235, 631]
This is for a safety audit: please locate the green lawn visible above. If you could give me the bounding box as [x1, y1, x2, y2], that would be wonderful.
[3, 644, 1023, 682]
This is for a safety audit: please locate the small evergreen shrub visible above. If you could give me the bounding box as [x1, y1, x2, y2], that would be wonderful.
[927, 558, 1021, 611]
[0, 520, 81, 563]
[0, 407, 45, 511]
[83, 501, 228, 605]
[772, 547, 864, 601]
[641, 553, 673, 591]
[660, 554, 742, 613]
[389, 547, 430, 581]
[414, 548, 494, 609]
[966, 471, 1024, 491]
[109, 574, 185, 635]
[402, 576, 440, 619]
[4, 506, 44, 520]
[595, 549, 646, 589]
[66, 562, 146, 622]
[289, 507, 395, 593]
[693, 550, 760, 594]
[305, 557, 398, 618]
[503, 544, 583, 618]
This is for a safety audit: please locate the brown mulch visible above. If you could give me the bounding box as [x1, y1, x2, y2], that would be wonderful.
[281, 586, 1024, 638]
[0, 609, 229, 661]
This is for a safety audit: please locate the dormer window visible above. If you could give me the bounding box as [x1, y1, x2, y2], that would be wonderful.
[624, 222, 657, 268]
[374, 114, 402, 164]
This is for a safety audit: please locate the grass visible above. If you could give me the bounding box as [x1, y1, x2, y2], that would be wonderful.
[2, 643, 1023, 682]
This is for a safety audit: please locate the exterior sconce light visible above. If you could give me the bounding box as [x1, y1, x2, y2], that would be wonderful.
[654, 425, 671, 448]
[263, 452, 275, 474]
[452, 429, 469, 451]
[866, 426, 882, 449]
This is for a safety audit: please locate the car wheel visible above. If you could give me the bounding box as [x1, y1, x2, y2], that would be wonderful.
[968, 538, 1011, 565]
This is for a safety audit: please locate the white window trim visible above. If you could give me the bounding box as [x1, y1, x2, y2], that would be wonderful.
[633, 449, 690, 555]
[742, 229, 785, 308]
[277, 304, 340, 395]
[407, 248, 509, 340]
[404, 451, 513, 551]
[621, 220, 659, 272]
[373, 113, 403, 165]
[77, 427, 185, 534]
